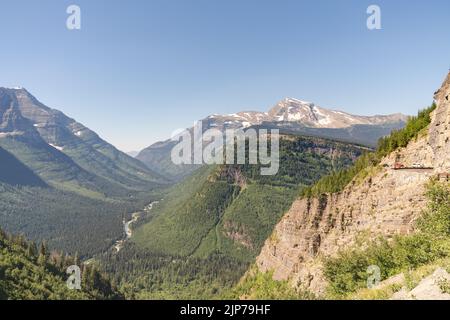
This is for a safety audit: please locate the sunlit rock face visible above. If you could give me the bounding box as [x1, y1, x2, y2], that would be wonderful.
[430, 72, 450, 172]
[256, 72, 450, 295]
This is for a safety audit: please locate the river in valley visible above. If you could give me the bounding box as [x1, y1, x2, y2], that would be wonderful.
[114, 200, 159, 253]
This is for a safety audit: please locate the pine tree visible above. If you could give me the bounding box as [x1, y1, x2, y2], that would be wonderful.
[26, 242, 37, 257]
[58, 251, 66, 270]
[37, 241, 48, 265]
[74, 251, 80, 266]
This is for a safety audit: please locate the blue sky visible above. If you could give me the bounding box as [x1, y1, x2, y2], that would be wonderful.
[0, 0, 449, 152]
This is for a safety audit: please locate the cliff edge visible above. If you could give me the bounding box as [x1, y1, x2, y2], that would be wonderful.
[256, 72, 450, 295]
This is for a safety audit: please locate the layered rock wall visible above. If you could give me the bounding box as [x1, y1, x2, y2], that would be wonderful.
[256, 72, 450, 295]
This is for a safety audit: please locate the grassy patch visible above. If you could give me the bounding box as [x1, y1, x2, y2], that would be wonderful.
[225, 266, 315, 300]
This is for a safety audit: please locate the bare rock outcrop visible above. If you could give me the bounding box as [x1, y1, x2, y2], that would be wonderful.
[430, 72, 450, 172]
[256, 72, 450, 295]
[391, 268, 450, 300]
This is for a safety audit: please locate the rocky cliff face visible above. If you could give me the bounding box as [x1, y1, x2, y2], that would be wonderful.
[430, 72, 450, 172]
[256, 72, 450, 295]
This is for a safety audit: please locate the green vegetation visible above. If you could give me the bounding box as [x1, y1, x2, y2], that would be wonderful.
[377, 104, 436, 158]
[301, 104, 436, 197]
[60, 130, 165, 193]
[99, 244, 247, 299]
[134, 166, 239, 256]
[136, 140, 201, 181]
[133, 136, 363, 258]
[226, 266, 315, 300]
[438, 278, 450, 294]
[0, 229, 122, 300]
[195, 184, 297, 261]
[0, 183, 161, 257]
[349, 256, 450, 299]
[0, 127, 165, 258]
[0, 146, 46, 187]
[301, 152, 378, 197]
[323, 181, 450, 297]
[104, 135, 364, 298]
[0, 136, 125, 198]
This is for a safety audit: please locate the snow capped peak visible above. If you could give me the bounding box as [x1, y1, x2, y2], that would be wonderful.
[268, 97, 316, 121]
[1, 86, 24, 90]
[265, 97, 408, 128]
[199, 97, 407, 132]
[283, 97, 313, 105]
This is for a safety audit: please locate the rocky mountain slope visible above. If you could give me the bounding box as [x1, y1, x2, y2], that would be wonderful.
[137, 99, 407, 180]
[391, 268, 450, 300]
[0, 146, 46, 187]
[0, 87, 165, 197]
[0, 88, 166, 256]
[255, 72, 450, 296]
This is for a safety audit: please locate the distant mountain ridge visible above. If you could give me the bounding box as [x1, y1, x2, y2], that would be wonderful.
[205, 98, 407, 130]
[0, 87, 167, 256]
[126, 151, 140, 158]
[137, 98, 408, 180]
[0, 87, 165, 197]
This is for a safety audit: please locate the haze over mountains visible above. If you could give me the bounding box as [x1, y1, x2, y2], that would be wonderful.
[0, 72, 448, 301]
[0, 87, 164, 197]
[1, 87, 407, 194]
[0, 87, 409, 257]
[0, 87, 166, 256]
[137, 98, 408, 180]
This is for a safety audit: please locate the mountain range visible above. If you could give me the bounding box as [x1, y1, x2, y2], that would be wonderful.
[1, 74, 447, 301]
[0, 86, 407, 259]
[137, 98, 407, 180]
[235, 72, 450, 299]
[0, 87, 165, 197]
[205, 98, 406, 129]
[0, 87, 166, 256]
[107, 134, 367, 298]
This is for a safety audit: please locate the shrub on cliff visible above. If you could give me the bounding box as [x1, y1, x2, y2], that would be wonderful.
[302, 103, 437, 198]
[323, 182, 450, 296]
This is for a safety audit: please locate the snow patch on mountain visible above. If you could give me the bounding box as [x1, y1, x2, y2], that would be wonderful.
[48, 143, 64, 151]
[199, 97, 408, 134]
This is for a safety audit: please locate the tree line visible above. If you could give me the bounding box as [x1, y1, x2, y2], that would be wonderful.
[301, 103, 437, 197]
[0, 228, 123, 300]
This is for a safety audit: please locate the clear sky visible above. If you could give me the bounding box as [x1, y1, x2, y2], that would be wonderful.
[0, 0, 449, 152]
